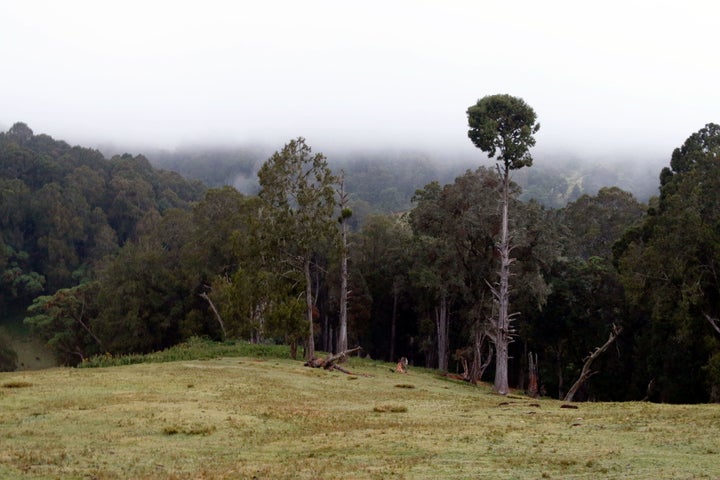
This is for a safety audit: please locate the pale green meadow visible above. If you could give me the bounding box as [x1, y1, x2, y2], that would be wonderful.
[1, 346, 718, 479]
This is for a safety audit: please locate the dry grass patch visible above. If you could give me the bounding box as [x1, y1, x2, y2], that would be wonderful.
[373, 404, 409, 413]
[1, 380, 32, 388]
[1, 356, 720, 479]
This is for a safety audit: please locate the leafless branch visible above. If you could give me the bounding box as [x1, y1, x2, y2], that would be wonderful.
[703, 312, 720, 335]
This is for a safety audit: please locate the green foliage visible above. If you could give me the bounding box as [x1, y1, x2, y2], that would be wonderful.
[78, 336, 292, 368]
[616, 123, 720, 402]
[257, 137, 337, 257]
[410, 169, 501, 307]
[0, 123, 205, 317]
[257, 137, 339, 359]
[24, 283, 102, 365]
[354, 214, 414, 360]
[467, 94, 540, 169]
[526, 257, 627, 400]
[562, 186, 646, 259]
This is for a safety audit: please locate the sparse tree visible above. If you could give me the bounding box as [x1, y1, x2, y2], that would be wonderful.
[467, 94, 540, 395]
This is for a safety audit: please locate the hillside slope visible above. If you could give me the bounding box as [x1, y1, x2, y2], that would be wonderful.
[1, 355, 717, 479]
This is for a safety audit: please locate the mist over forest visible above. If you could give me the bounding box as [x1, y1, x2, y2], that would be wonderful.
[138, 142, 666, 217]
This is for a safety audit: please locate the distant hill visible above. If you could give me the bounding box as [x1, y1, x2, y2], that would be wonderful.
[146, 145, 663, 214]
[0, 122, 206, 323]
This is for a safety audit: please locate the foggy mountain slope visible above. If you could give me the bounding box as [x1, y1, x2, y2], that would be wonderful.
[145, 146, 662, 213]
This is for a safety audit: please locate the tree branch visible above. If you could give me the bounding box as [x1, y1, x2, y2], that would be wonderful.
[703, 312, 720, 336]
[199, 291, 227, 341]
[564, 324, 622, 402]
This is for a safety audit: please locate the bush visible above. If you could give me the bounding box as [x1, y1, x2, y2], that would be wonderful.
[79, 337, 292, 368]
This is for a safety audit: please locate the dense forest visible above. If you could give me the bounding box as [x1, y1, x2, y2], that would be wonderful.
[1, 115, 719, 404]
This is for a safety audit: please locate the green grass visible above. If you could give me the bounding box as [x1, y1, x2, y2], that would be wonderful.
[1, 347, 719, 479]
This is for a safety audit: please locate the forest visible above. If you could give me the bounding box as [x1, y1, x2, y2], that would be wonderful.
[1, 96, 719, 404]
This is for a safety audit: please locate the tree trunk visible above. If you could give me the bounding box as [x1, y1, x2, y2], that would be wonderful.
[528, 351, 539, 398]
[74, 308, 104, 350]
[337, 171, 350, 354]
[493, 164, 513, 395]
[555, 347, 564, 399]
[436, 293, 449, 372]
[564, 324, 622, 402]
[304, 257, 315, 361]
[338, 225, 349, 353]
[390, 278, 399, 362]
[469, 325, 493, 383]
[200, 292, 226, 341]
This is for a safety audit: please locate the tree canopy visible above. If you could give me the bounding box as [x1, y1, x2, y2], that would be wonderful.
[467, 94, 540, 170]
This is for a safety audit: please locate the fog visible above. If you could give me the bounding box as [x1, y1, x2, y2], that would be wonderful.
[2, 1, 719, 163]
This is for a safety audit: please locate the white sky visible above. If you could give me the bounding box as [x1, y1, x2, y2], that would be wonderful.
[1, 0, 718, 160]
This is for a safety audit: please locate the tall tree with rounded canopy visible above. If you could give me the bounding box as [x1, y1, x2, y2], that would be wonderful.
[467, 94, 540, 395]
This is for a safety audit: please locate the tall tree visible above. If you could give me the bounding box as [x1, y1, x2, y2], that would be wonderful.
[410, 181, 458, 371]
[467, 94, 540, 394]
[410, 171, 499, 373]
[257, 138, 337, 361]
[336, 171, 352, 353]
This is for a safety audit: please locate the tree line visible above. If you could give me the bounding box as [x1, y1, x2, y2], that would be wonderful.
[1, 96, 719, 403]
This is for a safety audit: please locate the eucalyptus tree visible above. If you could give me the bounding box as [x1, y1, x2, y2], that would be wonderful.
[467, 94, 540, 394]
[337, 171, 352, 353]
[257, 138, 337, 361]
[616, 123, 720, 402]
[410, 170, 500, 373]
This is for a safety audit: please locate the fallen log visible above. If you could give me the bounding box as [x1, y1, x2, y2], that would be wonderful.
[304, 346, 363, 370]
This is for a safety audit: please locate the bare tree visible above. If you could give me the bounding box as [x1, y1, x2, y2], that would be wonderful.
[564, 324, 622, 402]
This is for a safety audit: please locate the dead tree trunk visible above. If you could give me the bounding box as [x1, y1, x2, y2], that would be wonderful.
[487, 163, 515, 395]
[703, 312, 720, 335]
[469, 325, 493, 383]
[305, 346, 362, 370]
[200, 291, 226, 341]
[564, 324, 622, 402]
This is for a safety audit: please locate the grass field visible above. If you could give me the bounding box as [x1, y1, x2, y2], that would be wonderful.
[1, 345, 719, 479]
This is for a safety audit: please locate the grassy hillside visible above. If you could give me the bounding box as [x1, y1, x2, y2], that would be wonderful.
[1, 349, 718, 479]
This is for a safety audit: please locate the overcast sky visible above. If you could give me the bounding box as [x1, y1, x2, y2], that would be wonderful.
[1, 0, 718, 161]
